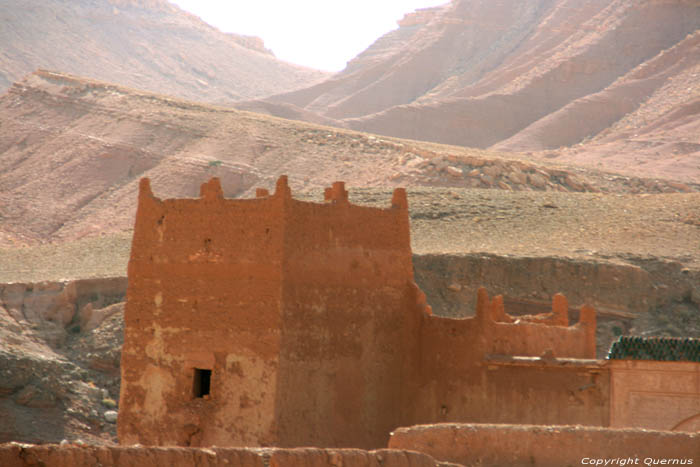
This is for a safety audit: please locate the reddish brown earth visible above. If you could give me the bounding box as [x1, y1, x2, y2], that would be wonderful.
[389, 424, 699, 467]
[4, 0, 697, 182]
[0, 444, 447, 467]
[0, 0, 328, 103]
[1, 70, 697, 248]
[247, 0, 700, 182]
[0, 0, 699, 450]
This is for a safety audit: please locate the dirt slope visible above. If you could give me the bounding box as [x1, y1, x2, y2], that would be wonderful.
[520, 31, 700, 181]
[0, 0, 328, 103]
[2, 70, 697, 248]
[250, 0, 699, 181]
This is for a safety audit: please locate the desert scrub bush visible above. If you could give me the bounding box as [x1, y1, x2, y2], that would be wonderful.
[102, 397, 117, 409]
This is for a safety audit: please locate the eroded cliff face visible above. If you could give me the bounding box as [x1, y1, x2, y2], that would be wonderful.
[0, 278, 126, 444]
[0, 0, 328, 102]
[259, 0, 700, 182]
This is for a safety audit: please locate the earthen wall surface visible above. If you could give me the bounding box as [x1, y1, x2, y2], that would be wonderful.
[274, 189, 423, 448]
[119, 178, 427, 449]
[389, 423, 699, 467]
[413, 288, 607, 426]
[0, 443, 446, 467]
[610, 360, 700, 432]
[119, 178, 289, 446]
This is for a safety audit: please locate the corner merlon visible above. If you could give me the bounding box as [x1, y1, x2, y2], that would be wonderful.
[200, 178, 223, 200]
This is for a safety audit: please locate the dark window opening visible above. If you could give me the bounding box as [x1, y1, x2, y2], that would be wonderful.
[193, 368, 211, 398]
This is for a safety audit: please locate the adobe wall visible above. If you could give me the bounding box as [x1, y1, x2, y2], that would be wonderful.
[274, 184, 424, 448]
[0, 443, 445, 467]
[119, 178, 289, 446]
[119, 175, 626, 449]
[413, 288, 608, 427]
[119, 177, 430, 449]
[610, 360, 700, 431]
[389, 423, 699, 467]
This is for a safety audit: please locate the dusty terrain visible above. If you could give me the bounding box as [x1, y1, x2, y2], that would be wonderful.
[0, 0, 698, 452]
[0, 0, 328, 102]
[246, 0, 700, 182]
[3, 0, 697, 184]
[1, 70, 698, 248]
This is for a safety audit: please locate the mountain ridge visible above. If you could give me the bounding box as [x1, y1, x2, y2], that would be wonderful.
[243, 0, 699, 181]
[1, 70, 697, 248]
[0, 0, 329, 102]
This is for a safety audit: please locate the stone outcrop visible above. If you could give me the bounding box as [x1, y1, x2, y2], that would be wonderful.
[0, 278, 126, 347]
[0, 277, 126, 444]
[396, 7, 442, 27]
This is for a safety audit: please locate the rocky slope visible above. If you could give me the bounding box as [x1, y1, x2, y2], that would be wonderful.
[251, 0, 699, 182]
[0, 278, 125, 444]
[0, 0, 328, 103]
[1, 70, 697, 248]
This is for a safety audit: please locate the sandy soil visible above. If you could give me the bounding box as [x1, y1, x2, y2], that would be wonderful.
[2, 188, 698, 284]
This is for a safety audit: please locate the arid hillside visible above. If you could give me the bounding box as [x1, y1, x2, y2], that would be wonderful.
[0, 0, 328, 103]
[2, 70, 698, 248]
[0, 71, 698, 448]
[248, 0, 699, 182]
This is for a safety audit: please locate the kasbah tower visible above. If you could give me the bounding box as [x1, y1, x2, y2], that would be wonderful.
[120, 175, 698, 449]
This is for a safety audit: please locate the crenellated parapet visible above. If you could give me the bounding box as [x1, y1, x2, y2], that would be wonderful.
[421, 286, 597, 362]
[121, 175, 423, 449]
[473, 287, 597, 359]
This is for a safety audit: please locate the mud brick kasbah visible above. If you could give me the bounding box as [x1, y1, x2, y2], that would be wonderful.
[116, 176, 700, 451]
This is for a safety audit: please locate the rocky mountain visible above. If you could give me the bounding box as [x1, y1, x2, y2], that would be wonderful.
[250, 0, 699, 182]
[0, 0, 329, 103]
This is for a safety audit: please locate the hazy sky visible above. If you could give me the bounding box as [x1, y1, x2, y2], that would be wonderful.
[169, 0, 448, 72]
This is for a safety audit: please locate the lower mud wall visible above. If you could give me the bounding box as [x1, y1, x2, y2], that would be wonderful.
[610, 360, 700, 431]
[415, 308, 608, 428]
[0, 444, 442, 467]
[413, 253, 700, 357]
[413, 254, 693, 318]
[389, 424, 699, 467]
[414, 356, 610, 427]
